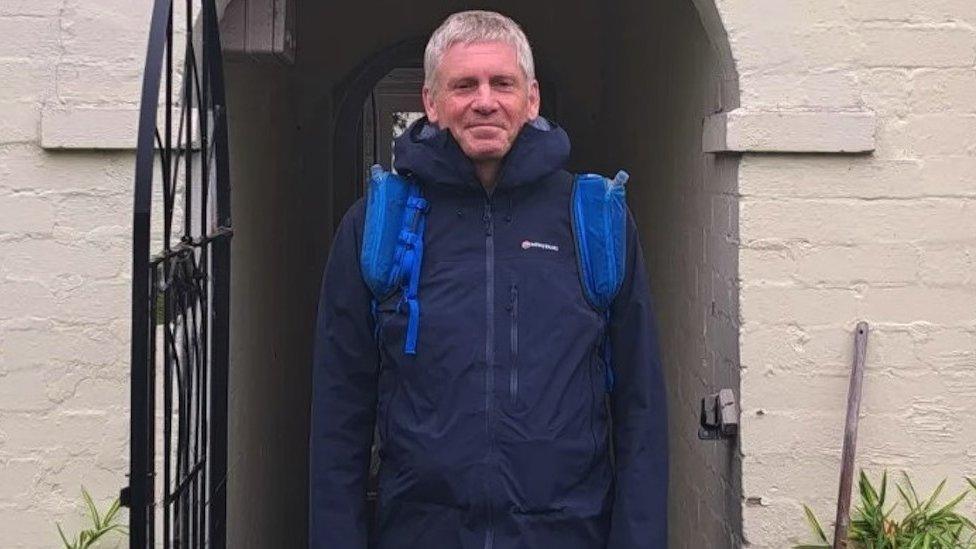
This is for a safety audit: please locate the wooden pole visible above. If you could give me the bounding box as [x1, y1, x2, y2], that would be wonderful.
[833, 321, 870, 549]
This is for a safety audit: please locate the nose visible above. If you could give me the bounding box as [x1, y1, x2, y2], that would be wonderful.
[472, 82, 498, 116]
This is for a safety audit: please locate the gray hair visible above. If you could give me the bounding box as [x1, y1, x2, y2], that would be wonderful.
[424, 10, 536, 90]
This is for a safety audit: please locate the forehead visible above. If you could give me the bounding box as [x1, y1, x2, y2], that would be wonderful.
[437, 40, 523, 78]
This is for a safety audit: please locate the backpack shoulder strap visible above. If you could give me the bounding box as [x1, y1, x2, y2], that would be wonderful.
[360, 164, 429, 355]
[570, 170, 629, 311]
[571, 170, 629, 392]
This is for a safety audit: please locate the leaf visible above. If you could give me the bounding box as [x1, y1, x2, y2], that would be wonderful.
[922, 479, 947, 513]
[879, 470, 889, 508]
[902, 470, 922, 508]
[56, 522, 75, 549]
[81, 487, 101, 528]
[103, 498, 121, 525]
[930, 489, 968, 519]
[861, 470, 881, 508]
[803, 504, 831, 543]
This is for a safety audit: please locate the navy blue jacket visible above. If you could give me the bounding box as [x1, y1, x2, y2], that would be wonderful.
[309, 117, 668, 548]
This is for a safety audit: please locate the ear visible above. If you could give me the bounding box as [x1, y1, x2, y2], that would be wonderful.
[422, 85, 439, 124]
[528, 79, 541, 119]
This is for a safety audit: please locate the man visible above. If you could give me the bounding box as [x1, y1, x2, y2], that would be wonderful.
[309, 10, 668, 548]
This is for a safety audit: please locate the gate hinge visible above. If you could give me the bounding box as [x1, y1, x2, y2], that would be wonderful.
[699, 388, 739, 440]
[119, 486, 131, 508]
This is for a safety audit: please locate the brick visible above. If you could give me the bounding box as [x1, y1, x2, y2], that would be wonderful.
[794, 243, 919, 285]
[856, 27, 976, 68]
[52, 191, 130, 233]
[0, 0, 61, 17]
[0, 458, 40, 500]
[0, 366, 57, 412]
[911, 69, 976, 114]
[741, 489, 815, 548]
[740, 325, 922, 378]
[742, 408, 969, 459]
[0, 277, 126, 324]
[918, 157, 976, 196]
[0, 411, 115, 453]
[0, 318, 127, 368]
[904, 113, 976, 156]
[0, 101, 39, 144]
[916, 328, 976, 373]
[0, 60, 54, 103]
[0, 278, 58, 320]
[722, 0, 850, 30]
[741, 286, 858, 326]
[747, 370, 969, 421]
[741, 70, 859, 109]
[0, 145, 134, 194]
[873, 116, 915, 160]
[740, 245, 796, 283]
[0, 15, 59, 59]
[919, 245, 975, 286]
[62, 375, 128, 411]
[40, 459, 124, 518]
[0, 238, 126, 281]
[857, 68, 912, 117]
[56, 60, 143, 104]
[732, 26, 863, 73]
[860, 286, 976, 325]
[0, 194, 55, 234]
[54, 279, 129, 323]
[61, 0, 155, 62]
[739, 155, 932, 198]
[848, 0, 976, 24]
[740, 197, 976, 245]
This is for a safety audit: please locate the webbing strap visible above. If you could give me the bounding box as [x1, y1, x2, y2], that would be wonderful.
[388, 184, 428, 355]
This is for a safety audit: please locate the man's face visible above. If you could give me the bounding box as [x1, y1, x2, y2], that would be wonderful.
[423, 41, 540, 163]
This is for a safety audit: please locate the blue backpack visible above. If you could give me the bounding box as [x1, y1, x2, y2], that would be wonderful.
[360, 164, 629, 391]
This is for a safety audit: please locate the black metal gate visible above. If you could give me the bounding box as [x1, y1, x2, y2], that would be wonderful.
[122, 0, 232, 547]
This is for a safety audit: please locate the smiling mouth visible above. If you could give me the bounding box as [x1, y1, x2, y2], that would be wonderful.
[468, 124, 504, 130]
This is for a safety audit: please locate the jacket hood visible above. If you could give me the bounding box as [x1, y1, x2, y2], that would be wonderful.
[392, 115, 571, 192]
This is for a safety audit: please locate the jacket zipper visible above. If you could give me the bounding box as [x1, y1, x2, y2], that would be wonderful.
[483, 197, 495, 549]
[508, 284, 519, 406]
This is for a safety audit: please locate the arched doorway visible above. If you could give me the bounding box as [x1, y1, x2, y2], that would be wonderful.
[220, 1, 741, 546]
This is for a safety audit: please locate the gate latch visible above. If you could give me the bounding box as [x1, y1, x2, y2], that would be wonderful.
[699, 388, 739, 440]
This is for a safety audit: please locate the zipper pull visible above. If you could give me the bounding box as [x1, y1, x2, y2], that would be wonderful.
[483, 201, 493, 236]
[509, 284, 518, 313]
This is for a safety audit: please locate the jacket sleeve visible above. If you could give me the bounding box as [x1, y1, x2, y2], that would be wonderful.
[606, 207, 669, 548]
[308, 199, 379, 549]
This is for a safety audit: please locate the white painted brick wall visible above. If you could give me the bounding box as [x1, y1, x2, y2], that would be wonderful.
[726, 0, 976, 545]
[0, 0, 151, 542]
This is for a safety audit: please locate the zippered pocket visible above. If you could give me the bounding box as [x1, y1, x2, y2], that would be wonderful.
[508, 283, 519, 406]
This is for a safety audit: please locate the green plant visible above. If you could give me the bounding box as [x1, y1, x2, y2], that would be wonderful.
[56, 487, 128, 549]
[796, 470, 976, 549]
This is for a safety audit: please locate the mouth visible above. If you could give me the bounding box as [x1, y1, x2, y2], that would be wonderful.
[466, 123, 505, 131]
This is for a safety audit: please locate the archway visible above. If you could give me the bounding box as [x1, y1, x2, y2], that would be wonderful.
[220, 1, 741, 546]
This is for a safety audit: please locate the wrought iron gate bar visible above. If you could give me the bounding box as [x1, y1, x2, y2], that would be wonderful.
[127, 0, 231, 547]
[150, 228, 233, 266]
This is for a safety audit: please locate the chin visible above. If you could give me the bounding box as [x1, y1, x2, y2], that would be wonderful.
[461, 142, 509, 161]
